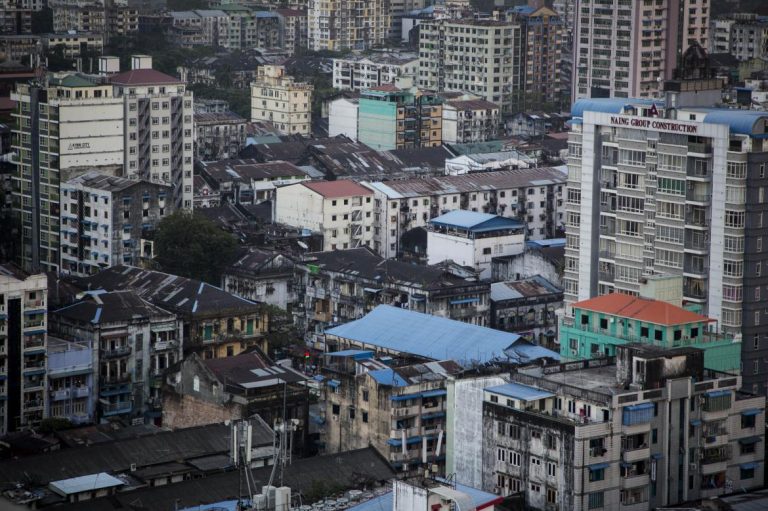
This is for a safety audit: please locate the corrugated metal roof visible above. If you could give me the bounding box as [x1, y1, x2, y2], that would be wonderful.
[325, 305, 559, 367]
[49, 473, 124, 495]
[368, 368, 408, 387]
[430, 210, 524, 231]
[486, 382, 553, 401]
[490, 275, 562, 301]
[571, 97, 658, 119]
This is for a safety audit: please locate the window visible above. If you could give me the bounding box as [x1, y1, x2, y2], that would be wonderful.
[362, 412, 368, 423]
[657, 177, 684, 195]
[530, 483, 541, 493]
[510, 451, 521, 466]
[349, 408, 355, 420]
[497, 448, 506, 462]
[588, 492, 604, 509]
[725, 210, 745, 228]
[362, 390, 369, 402]
[742, 414, 757, 429]
[547, 462, 557, 477]
[741, 467, 755, 480]
[589, 468, 605, 482]
[546, 488, 557, 504]
[545, 433, 557, 450]
[332, 404, 340, 415]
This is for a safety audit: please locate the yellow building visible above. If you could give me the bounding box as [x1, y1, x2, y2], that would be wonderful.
[250, 65, 313, 136]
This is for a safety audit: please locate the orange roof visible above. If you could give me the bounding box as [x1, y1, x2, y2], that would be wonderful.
[302, 180, 373, 198]
[572, 293, 713, 326]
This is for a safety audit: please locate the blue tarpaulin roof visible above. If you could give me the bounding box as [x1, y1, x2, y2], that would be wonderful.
[741, 462, 760, 470]
[368, 368, 408, 387]
[325, 305, 559, 367]
[589, 463, 610, 471]
[327, 379, 341, 388]
[486, 382, 554, 402]
[624, 402, 654, 412]
[429, 210, 524, 232]
[739, 436, 761, 445]
[706, 389, 731, 398]
[387, 436, 422, 446]
[326, 349, 374, 360]
[690, 419, 702, 426]
[741, 408, 762, 416]
[421, 389, 447, 398]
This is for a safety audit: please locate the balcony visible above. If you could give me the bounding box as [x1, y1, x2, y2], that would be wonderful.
[100, 346, 132, 359]
[620, 473, 650, 489]
[73, 386, 90, 398]
[392, 405, 420, 418]
[622, 446, 650, 463]
[51, 388, 71, 401]
[24, 399, 45, 410]
[152, 340, 178, 352]
[101, 401, 132, 416]
[102, 373, 131, 385]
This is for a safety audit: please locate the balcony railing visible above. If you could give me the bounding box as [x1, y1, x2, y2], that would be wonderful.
[100, 346, 132, 358]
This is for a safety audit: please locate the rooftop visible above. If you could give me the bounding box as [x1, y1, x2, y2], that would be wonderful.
[366, 167, 566, 198]
[325, 305, 559, 367]
[444, 99, 499, 110]
[50, 448, 395, 511]
[301, 180, 373, 198]
[429, 210, 524, 232]
[49, 473, 124, 496]
[202, 352, 308, 388]
[572, 293, 713, 326]
[52, 290, 174, 325]
[348, 481, 501, 511]
[486, 382, 555, 402]
[73, 266, 260, 318]
[109, 69, 182, 86]
[63, 171, 146, 192]
[490, 275, 562, 302]
[198, 158, 307, 183]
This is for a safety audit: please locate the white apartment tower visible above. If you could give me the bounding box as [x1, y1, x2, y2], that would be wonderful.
[308, 0, 390, 51]
[564, 96, 768, 394]
[250, 65, 313, 136]
[573, 0, 710, 100]
[114, 55, 194, 210]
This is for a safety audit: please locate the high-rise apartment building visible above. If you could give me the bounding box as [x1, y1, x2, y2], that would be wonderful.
[12, 71, 124, 272]
[418, 17, 524, 115]
[12, 55, 193, 273]
[418, 7, 566, 114]
[250, 65, 312, 135]
[709, 14, 768, 62]
[573, 0, 710, 100]
[307, 0, 390, 51]
[0, 264, 48, 434]
[115, 55, 194, 210]
[563, 95, 768, 394]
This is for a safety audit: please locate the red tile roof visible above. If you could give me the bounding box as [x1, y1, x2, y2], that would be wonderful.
[302, 180, 373, 198]
[109, 69, 182, 86]
[368, 84, 400, 92]
[572, 293, 713, 326]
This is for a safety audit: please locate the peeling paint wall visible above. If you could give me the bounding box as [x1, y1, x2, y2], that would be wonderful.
[446, 374, 506, 487]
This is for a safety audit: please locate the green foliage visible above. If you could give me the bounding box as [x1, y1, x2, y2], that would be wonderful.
[105, 31, 215, 77]
[31, 7, 53, 34]
[154, 211, 239, 284]
[39, 417, 74, 433]
[189, 84, 251, 118]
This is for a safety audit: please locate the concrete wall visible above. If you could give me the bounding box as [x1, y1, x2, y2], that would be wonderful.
[328, 99, 359, 140]
[446, 375, 505, 488]
[162, 391, 242, 429]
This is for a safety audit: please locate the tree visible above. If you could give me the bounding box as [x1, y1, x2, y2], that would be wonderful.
[154, 211, 239, 284]
[31, 7, 53, 34]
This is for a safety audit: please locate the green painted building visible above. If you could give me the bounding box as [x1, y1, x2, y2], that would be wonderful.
[560, 293, 741, 373]
[357, 85, 444, 151]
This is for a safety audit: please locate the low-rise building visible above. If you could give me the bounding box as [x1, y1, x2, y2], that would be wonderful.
[274, 180, 375, 251]
[50, 290, 182, 424]
[323, 304, 560, 367]
[507, 111, 570, 137]
[193, 174, 220, 209]
[441, 99, 500, 144]
[198, 158, 310, 205]
[332, 54, 418, 91]
[42, 33, 104, 60]
[0, 264, 48, 434]
[47, 337, 96, 426]
[364, 167, 567, 259]
[490, 275, 563, 349]
[427, 210, 526, 280]
[322, 351, 460, 473]
[163, 351, 311, 452]
[194, 110, 247, 161]
[481, 344, 765, 509]
[60, 171, 174, 277]
[222, 249, 296, 309]
[295, 248, 491, 341]
[561, 293, 742, 374]
[250, 64, 313, 135]
[0, 35, 41, 62]
[74, 265, 269, 360]
[491, 238, 565, 287]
